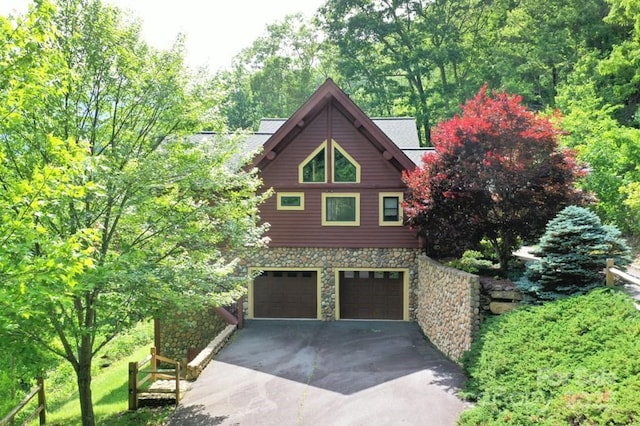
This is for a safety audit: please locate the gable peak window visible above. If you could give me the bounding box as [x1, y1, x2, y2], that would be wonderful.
[298, 140, 360, 184]
[299, 141, 327, 183]
[332, 141, 360, 183]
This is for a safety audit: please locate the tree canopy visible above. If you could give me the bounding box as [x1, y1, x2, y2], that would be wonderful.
[403, 86, 586, 269]
[217, 14, 328, 130]
[0, 1, 267, 425]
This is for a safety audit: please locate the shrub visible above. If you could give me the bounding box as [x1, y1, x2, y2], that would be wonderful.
[447, 250, 495, 274]
[526, 206, 631, 297]
[459, 288, 640, 425]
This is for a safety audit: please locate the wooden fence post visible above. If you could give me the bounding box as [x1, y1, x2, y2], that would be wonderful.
[606, 258, 615, 287]
[237, 297, 244, 329]
[128, 362, 138, 411]
[175, 363, 181, 406]
[150, 347, 157, 382]
[37, 377, 46, 425]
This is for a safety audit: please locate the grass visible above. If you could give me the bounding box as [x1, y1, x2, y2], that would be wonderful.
[43, 321, 175, 425]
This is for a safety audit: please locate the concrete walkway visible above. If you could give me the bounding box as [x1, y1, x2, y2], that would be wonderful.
[624, 264, 640, 309]
[168, 320, 469, 426]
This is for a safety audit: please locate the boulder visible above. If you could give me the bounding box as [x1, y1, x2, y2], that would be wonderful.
[490, 301, 520, 315]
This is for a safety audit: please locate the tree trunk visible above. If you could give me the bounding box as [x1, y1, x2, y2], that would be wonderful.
[437, 62, 447, 87]
[76, 364, 95, 426]
[491, 234, 514, 272]
[76, 336, 96, 426]
[413, 76, 431, 146]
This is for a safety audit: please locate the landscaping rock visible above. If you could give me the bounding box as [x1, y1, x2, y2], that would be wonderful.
[489, 301, 520, 314]
[480, 276, 523, 315]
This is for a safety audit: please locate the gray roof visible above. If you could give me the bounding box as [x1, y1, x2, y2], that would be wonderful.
[402, 148, 434, 165]
[371, 118, 421, 148]
[192, 118, 431, 167]
[253, 117, 426, 165]
[256, 117, 420, 146]
[257, 119, 287, 134]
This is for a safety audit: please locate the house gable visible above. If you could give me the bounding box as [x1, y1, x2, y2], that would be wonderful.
[255, 79, 419, 249]
[252, 79, 416, 173]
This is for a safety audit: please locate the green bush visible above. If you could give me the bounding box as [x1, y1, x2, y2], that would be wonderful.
[526, 206, 632, 298]
[459, 288, 640, 425]
[447, 250, 495, 274]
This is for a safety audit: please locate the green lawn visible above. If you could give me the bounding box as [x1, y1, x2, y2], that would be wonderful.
[43, 322, 173, 425]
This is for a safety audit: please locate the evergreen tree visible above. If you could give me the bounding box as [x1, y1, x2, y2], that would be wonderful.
[526, 206, 632, 296]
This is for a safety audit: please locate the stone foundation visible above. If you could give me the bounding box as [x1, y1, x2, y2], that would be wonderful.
[240, 247, 421, 320]
[156, 306, 228, 364]
[416, 255, 481, 361]
[158, 251, 482, 366]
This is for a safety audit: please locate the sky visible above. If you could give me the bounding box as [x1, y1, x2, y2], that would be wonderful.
[0, 0, 326, 72]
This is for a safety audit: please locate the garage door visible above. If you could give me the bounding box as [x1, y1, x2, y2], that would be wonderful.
[253, 270, 318, 318]
[339, 271, 403, 320]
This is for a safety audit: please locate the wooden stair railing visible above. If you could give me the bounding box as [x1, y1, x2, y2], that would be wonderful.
[128, 347, 182, 411]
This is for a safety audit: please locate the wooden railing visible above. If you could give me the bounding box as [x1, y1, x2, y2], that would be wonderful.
[128, 347, 181, 411]
[0, 377, 46, 426]
[606, 258, 640, 287]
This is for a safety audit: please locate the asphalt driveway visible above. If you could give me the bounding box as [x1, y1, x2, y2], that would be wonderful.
[168, 320, 469, 425]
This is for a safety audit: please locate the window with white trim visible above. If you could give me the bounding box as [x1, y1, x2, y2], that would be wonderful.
[298, 140, 360, 184]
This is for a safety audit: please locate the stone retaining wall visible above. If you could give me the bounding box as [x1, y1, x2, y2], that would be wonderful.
[240, 247, 421, 320]
[186, 324, 236, 380]
[157, 306, 228, 363]
[416, 255, 481, 361]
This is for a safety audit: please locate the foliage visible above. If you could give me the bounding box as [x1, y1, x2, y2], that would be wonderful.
[216, 14, 328, 130]
[459, 288, 640, 425]
[44, 321, 151, 415]
[403, 86, 585, 270]
[318, 0, 493, 144]
[526, 206, 632, 297]
[0, 2, 267, 425]
[446, 250, 494, 274]
[472, 0, 621, 110]
[557, 46, 640, 237]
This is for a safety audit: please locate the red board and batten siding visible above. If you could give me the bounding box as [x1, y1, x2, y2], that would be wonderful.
[259, 102, 418, 249]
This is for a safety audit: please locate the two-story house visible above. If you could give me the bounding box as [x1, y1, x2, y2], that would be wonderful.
[241, 79, 430, 321]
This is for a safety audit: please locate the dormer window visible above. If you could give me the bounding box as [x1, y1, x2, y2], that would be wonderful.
[333, 141, 360, 183]
[299, 141, 327, 183]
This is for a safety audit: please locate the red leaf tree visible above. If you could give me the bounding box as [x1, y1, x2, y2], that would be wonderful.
[403, 85, 586, 270]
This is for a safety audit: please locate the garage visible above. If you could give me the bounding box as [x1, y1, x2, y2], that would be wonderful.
[252, 270, 319, 319]
[338, 270, 404, 320]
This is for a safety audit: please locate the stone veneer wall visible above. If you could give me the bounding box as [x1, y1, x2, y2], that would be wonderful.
[240, 247, 421, 320]
[416, 255, 481, 361]
[157, 306, 228, 363]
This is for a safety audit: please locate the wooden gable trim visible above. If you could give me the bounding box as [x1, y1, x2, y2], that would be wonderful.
[251, 79, 416, 172]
